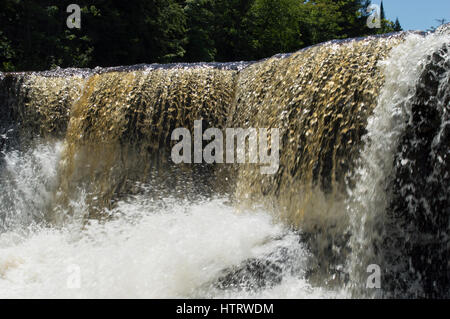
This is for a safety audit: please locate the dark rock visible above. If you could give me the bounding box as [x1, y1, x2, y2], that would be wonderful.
[385, 43, 450, 298]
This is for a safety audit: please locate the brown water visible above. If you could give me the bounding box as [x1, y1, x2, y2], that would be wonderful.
[0, 28, 448, 298]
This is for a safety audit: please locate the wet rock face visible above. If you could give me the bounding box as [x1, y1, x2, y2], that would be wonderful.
[215, 241, 305, 292]
[386, 43, 450, 298]
[216, 256, 284, 291]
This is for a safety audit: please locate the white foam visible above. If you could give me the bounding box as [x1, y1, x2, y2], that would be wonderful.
[0, 194, 340, 298]
[347, 33, 450, 292]
[0, 141, 63, 230]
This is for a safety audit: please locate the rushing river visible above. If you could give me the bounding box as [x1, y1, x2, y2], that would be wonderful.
[0, 28, 449, 298]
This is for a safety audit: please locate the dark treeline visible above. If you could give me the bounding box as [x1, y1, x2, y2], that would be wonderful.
[0, 0, 401, 72]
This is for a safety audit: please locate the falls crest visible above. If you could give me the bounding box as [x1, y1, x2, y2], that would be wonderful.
[230, 35, 404, 228]
[1, 29, 449, 297]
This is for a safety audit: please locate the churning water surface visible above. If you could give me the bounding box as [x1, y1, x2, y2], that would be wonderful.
[0, 141, 344, 298]
[0, 32, 449, 299]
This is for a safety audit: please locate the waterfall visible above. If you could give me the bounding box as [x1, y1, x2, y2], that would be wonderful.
[347, 33, 450, 298]
[0, 26, 449, 298]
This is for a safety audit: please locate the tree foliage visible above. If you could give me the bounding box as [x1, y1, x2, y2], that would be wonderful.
[0, 0, 402, 71]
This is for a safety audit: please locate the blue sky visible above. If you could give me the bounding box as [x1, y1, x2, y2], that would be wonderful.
[375, 0, 450, 31]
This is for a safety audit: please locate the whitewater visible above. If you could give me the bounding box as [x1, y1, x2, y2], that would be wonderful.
[0, 31, 448, 299]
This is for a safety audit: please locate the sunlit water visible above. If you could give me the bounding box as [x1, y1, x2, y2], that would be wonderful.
[0, 142, 346, 298]
[0, 33, 448, 299]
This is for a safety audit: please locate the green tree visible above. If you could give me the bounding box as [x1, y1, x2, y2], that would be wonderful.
[184, 0, 217, 62]
[0, 0, 188, 71]
[297, 0, 369, 46]
[0, 0, 94, 71]
[0, 0, 403, 71]
[81, 0, 187, 66]
[393, 17, 402, 31]
[250, 0, 303, 59]
[210, 0, 256, 61]
[380, 0, 385, 20]
[0, 30, 15, 71]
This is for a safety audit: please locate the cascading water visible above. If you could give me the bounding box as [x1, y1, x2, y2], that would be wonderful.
[347, 32, 450, 298]
[0, 26, 449, 298]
